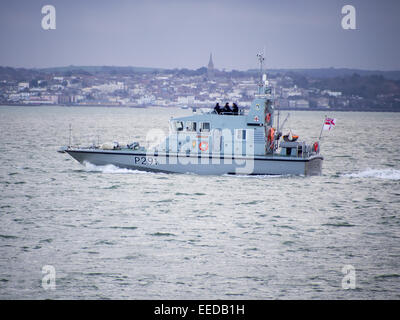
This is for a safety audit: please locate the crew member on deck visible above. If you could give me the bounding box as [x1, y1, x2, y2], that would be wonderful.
[223, 102, 232, 114]
[214, 103, 222, 114]
[232, 103, 238, 115]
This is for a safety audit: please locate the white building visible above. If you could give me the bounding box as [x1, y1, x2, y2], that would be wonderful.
[322, 90, 342, 97]
[18, 82, 29, 90]
[284, 86, 303, 98]
[177, 96, 195, 105]
[137, 95, 155, 105]
[92, 82, 125, 93]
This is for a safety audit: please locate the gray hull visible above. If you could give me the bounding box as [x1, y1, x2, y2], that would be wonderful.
[66, 149, 323, 176]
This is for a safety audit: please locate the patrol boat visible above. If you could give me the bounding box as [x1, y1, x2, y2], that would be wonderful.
[60, 55, 323, 176]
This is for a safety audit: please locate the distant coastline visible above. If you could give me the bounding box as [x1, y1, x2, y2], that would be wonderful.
[1, 65, 399, 112]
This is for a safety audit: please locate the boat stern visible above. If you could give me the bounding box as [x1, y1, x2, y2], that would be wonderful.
[305, 155, 323, 176]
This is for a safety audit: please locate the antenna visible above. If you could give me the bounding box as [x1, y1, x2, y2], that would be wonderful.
[263, 45, 266, 67]
[68, 123, 72, 147]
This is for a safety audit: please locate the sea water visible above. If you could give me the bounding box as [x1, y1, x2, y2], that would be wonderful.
[0, 106, 399, 299]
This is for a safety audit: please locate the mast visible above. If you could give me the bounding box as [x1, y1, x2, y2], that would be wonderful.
[256, 52, 265, 94]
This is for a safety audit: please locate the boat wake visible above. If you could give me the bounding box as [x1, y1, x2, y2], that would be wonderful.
[224, 174, 291, 179]
[83, 162, 144, 174]
[342, 168, 400, 180]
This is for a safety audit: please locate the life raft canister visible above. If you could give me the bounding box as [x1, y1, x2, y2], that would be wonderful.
[265, 113, 271, 123]
[313, 141, 319, 153]
[199, 141, 208, 152]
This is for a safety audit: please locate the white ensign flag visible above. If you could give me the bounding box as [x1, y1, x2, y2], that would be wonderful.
[323, 118, 336, 131]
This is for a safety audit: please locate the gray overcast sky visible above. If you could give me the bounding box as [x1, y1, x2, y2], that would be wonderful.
[0, 0, 399, 70]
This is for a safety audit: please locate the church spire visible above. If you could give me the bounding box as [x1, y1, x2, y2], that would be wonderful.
[208, 53, 214, 69]
[207, 53, 214, 80]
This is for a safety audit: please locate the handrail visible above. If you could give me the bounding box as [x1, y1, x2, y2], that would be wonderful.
[211, 110, 244, 115]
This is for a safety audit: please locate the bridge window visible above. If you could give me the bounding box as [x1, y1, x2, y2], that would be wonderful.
[186, 121, 197, 132]
[200, 122, 210, 132]
[174, 121, 184, 132]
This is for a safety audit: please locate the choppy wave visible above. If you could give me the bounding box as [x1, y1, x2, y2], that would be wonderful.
[342, 168, 400, 180]
[3, 107, 400, 299]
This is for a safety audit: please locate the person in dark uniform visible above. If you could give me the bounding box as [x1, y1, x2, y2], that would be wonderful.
[232, 102, 238, 115]
[223, 102, 232, 114]
[214, 103, 221, 114]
